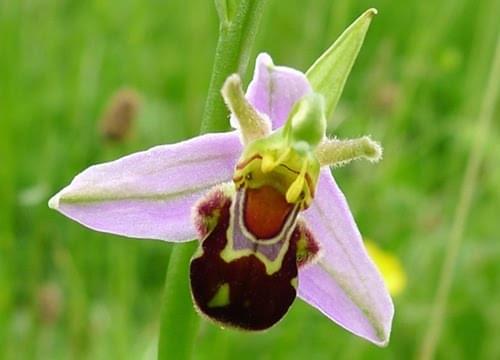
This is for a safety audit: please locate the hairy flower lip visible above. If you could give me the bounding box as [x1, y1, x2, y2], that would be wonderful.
[49, 8, 393, 346]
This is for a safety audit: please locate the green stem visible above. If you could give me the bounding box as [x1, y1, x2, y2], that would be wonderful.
[158, 242, 199, 360]
[201, 0, 267, 134]
[157, 1, 267, 359]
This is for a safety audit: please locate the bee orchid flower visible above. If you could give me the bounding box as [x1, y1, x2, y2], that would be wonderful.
[49, 9, 393, 346]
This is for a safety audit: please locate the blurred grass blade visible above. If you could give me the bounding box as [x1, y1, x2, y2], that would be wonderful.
[306, 8, 377, 120]
[418, 35, 500, 360]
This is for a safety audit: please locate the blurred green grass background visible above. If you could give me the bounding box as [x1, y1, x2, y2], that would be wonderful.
[1, 0, 499, 359]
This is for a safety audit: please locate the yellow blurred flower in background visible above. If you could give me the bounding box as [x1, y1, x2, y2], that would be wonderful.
[365, 239, 407, 296]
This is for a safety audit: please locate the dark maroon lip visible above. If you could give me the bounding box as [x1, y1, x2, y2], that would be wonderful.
[190, 180, 321, 331]
[190, 197, 298, 330]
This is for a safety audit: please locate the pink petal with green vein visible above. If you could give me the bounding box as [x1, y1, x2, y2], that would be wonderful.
[298, 169, 394, 346]
[49, 132, 242, 241]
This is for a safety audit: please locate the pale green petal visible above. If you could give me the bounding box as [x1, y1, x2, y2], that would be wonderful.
[306, 8, 377, 120]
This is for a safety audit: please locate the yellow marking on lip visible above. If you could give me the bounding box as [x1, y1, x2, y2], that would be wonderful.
[208, 283, 230, 308]
[220, 189, 299, 275]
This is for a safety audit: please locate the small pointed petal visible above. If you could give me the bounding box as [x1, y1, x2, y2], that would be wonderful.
[222, 74, 271, 144]
[306, 8, 377, 120]
[49, 132, 242, 241]
[232, 53, 312, 129]
[315, 136, 383, 167]
[298, 169, 393, 346]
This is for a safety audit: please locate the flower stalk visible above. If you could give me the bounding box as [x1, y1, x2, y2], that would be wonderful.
[201, 0, 268, 133]
[157, 1, 267, 358]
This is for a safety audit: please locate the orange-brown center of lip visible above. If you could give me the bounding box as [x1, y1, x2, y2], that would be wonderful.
[243, 185, 294, 239]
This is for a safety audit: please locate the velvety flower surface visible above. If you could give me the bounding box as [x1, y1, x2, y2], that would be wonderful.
[50, 8, 394, 345]
[50, 52, 393, 345]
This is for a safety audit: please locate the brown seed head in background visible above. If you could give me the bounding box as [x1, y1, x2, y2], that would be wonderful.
[99, 88, 141, 142]
[36, 282, 63, 325]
